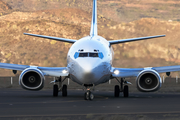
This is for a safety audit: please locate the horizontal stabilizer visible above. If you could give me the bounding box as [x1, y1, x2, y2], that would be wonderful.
[24, 33, 77, 43]
[109, 35, 165, 45]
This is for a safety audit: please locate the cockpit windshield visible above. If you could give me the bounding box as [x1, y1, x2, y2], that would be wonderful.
[74, 52, 104, 59]
[89, 53, 99, 57]
[79, 53, 88, 57]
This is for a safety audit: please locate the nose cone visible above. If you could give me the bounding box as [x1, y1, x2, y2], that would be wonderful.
[69, 58, 111, 85]
[72, 58, 107, 84]
[78, 58, 100, 83]
[81, 60, 97, 73]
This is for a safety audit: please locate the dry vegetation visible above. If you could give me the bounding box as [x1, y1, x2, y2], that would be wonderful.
[0, 0, 180, 76]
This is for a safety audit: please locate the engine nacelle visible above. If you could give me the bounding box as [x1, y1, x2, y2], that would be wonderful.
[136, 69, 162, 92]
[19, 68, 45, 91]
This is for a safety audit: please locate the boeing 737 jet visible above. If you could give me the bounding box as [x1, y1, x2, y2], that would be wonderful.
[0, 0, 180, 100]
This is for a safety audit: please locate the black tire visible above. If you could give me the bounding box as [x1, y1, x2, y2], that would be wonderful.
[62, 84, 67, 97]
[53, 84, 58, 97]
[89, 91, 94, 101]
[84, 92, 88, 100]
[114, 85, 120, 97]
[123, 85, 129, 98]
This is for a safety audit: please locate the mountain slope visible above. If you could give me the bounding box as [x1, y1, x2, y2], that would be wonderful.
[0, 0, 12, 15]
[2, 0, 180, 22]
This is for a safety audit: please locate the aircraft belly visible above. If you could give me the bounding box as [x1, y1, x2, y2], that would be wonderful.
[70, 73, 111, 85]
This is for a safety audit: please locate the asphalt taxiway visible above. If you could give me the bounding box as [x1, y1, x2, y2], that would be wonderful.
[0, 88, 180, 119]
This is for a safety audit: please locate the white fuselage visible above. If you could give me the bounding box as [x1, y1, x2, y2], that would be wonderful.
[67, 35, 114, 85]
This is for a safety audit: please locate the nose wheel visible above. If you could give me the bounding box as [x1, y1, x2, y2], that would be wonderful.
[84, 91, 94, 100]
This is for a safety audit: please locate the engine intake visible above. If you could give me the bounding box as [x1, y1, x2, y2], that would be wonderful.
[19, 68, 45, 91]
[136, 70, 162, 92]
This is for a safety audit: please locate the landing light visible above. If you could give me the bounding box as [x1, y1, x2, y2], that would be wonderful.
[114, 70, 120, 75]
[62, 70, 68, 74]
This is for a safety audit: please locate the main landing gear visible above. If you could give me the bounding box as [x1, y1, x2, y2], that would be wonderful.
[84, 85, 94, 100]
[51, 77, 68, 97]
[114, 78, 130, 98]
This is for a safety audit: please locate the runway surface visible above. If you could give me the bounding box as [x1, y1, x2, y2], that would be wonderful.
[0, 88, 180, 119]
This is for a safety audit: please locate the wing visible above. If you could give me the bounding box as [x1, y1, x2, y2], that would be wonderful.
[112, 68, 144, 78]
[109, 35, 165, 45]
[38, 66, 69, 77]
[0, 63, 69, 77]
[24, 33, 77, 43]
[152, 65, 180, 73]
[0, 63, 29, 71]
[112, 65, 180, 78]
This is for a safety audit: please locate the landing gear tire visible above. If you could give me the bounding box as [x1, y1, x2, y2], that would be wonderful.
[53, 84, 58, 97]
[84, 92, 88, 100]
[123, 85, 129, 98]
[62, 84, 67, 97]
[84, 91, 94, 100]
[89, 92, 94, 100]
[114, 85, 120, 97]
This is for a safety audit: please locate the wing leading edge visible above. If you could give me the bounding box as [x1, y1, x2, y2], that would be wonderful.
[112, 65, 180, 78]
[38, 66, 69, 77]
[0, 63, 29, 71]
[0, 63, 69, 77]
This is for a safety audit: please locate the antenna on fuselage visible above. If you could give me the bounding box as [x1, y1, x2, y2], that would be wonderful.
[90, 0, 98, 37]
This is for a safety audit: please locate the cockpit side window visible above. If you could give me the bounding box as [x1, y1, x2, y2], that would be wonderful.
[98, 52, 104, 59]
[74, 52, 79, 59]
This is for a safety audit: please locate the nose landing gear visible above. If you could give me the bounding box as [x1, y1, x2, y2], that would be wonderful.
[84, 85, 94, 100]
[84, 90, 94, 100]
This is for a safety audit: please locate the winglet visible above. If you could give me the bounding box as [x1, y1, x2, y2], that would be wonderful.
[90, 0, 98, 37]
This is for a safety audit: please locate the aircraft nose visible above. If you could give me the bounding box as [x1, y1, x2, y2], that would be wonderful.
[78, 58, 102, 84]
[82, 61, 97, 73]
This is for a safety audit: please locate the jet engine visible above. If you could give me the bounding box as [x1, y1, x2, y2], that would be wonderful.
[136, 69, 162, 92]
[19, 68, 45, 91]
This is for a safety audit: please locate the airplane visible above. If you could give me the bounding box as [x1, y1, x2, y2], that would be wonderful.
[0, 0, 180, 100]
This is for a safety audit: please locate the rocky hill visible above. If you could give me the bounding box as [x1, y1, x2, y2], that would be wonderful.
[2, 0, 180, 22]
[0, 0, 12, 15]
[0, 0, 180, 76]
